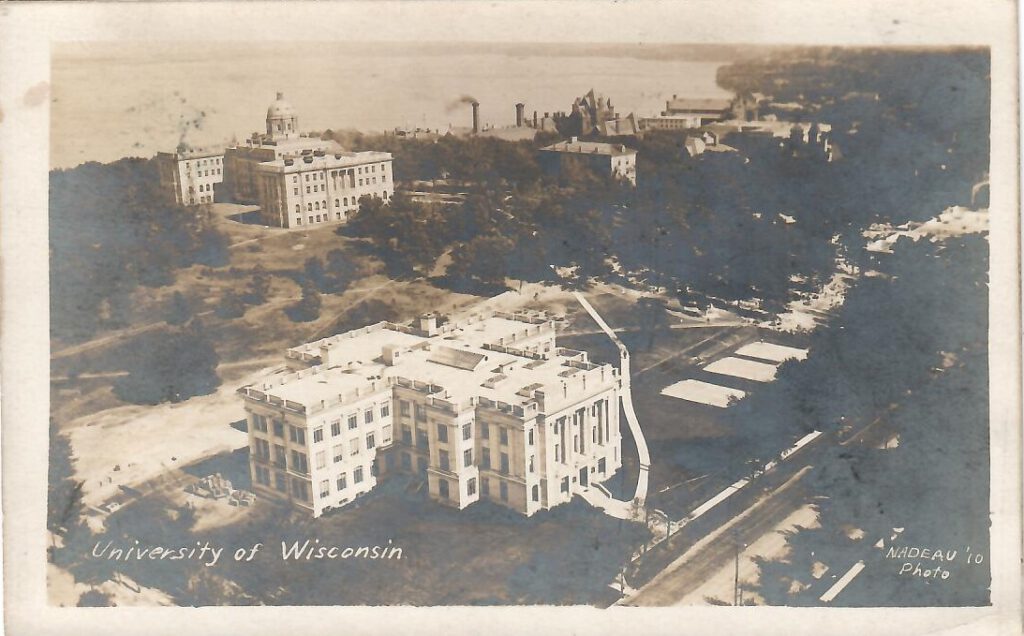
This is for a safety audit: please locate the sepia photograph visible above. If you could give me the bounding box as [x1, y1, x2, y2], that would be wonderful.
[1, 2, 1020, 634]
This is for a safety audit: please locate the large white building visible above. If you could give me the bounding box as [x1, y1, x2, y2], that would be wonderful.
[238, 310, 622, 518]
[254, 149, 394, 229]
[156, 144, 226, 206]
[160, 93, 394, 228]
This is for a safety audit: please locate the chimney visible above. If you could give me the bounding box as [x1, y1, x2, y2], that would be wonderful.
[471, 101, 480, 134]
[382, 344, 404, 366]
[420, 313, 438, 336]
[515, 103, 525, 128]
[570, 136, 578, 144]
[533, 110, 538, 127]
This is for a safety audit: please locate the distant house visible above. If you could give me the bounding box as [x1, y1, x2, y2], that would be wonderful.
[539, 137, 638, 185]
[663, 95, 733, 124]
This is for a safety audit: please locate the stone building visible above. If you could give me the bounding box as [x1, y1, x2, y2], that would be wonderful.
[538, 137, 638, 185]
[156, 144, 226, 206]
[160, 93, 394, 227]
[238, 310, 622, 518]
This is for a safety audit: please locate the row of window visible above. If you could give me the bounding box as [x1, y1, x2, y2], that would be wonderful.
[188, 167, 222, 177]
[189, 183, 214, 193]
[318, 465, 368, 499]
[187, 195, 212, 205]
[293, 163, 388, 184]
[183, 157, 222, 169]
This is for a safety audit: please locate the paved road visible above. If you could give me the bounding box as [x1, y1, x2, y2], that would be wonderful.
[574, 291, 650, 505]
[625, 465, 813, 606]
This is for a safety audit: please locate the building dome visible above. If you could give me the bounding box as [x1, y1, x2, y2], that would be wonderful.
[267, 92, 296, 119]
[266, 92, 299, 137]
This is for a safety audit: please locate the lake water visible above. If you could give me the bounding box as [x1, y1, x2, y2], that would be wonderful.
[51, 43, 731, 169]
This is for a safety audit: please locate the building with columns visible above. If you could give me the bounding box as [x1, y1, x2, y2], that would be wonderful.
[238, 309, 622, 518]
[160, 92, 394, 228]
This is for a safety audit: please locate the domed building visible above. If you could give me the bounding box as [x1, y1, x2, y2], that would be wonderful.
[161, 92, 395, 228]
[266, 92, 299, 138]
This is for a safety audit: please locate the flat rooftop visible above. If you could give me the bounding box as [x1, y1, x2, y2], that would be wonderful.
[258, 150, 393, 171]
[540, 140, 636, 157]
[251, 310, 613, 414]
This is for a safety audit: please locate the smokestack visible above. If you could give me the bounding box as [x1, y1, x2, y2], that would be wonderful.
[471, 101, 480, 134]
[515, 103, 525, 127]
[533, 110, 538, 127]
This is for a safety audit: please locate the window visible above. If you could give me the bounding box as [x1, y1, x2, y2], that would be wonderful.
[401, 453, 411, 470]
[499, 428, 509, 446]
[275, 472, 287, 492]
[528, 429, 534, 445]
[273, 420, 285, 438]
[499, 453, 509, 474]
[337, 473, 347, 490]
[333, 444, 344, 463]
[313, 427, 324, 443]
[561, 477, 570, 493]
[320, 480, 330, 498]
[254, 438, 270, 461]
[439, 450, 450, 471]
[529, 455, 535, 473]
[305, 174, 309, 182]
[481, 477, 490, 496]
[335, 199, 340, 208]
[463, 449, 472, 467]
[481, 422, 489, 439]
[354, 467, 364, 483]
[350, 438, 360, 455]
[402, 425, 412, 445]
[344, 197, 349, 206]
[462, 423, 471, 441]
[438, 479, 450, 499]
[416, 428, 428, 450]
[315, 450, 326, 470]
[314, 202, 320, 211]
[291, 479, 309, 502]
[499, 481, 508, 501]
[364, 409, 374, 424]
[306, 186, 311, 194]
[415, 403, 426, 421]
[481, 449, 491, 469]
[468, 478, 477, 496]
[366, 433, 376, 449]
[296, 218, 302, 225]
[252, 414, 268, 433]
[331, 420, 341, 437]
[359, 179, 363, 186]
[437, 423, 448, 443]
[256, 466, 270, 486]
[295, 204, 301, 213]
[336, 212, 341, 220]
[380, 404, 390, 418]
[290, 451, 308, 474]
[293, 176, 298, 183]
[316, 215, 321, 223]
[289, 426, 306, 445]
[348, 415, 358, 430]
[308, 216, 314, 224]
[274, 445, 286, 468]
[400, 400, 410, 416]
[532, 485, 540, 502]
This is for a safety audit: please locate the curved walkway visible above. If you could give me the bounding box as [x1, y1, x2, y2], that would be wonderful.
[573, 292, 650, 507]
